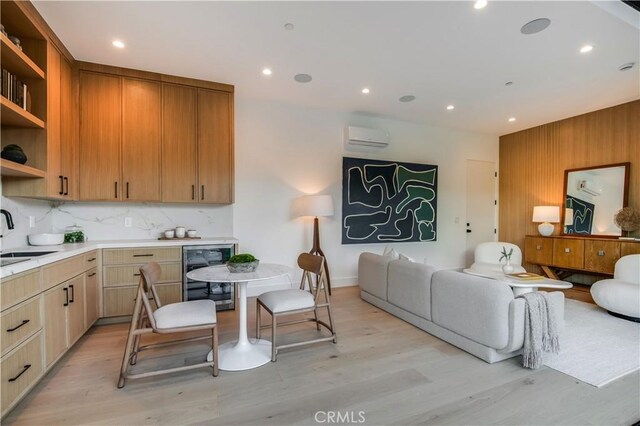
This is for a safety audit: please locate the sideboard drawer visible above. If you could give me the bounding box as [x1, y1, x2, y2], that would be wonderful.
[621, 242, 640, 257]
[524, 236, 553, 265]
[584, 240, 620, 274]
[552, 238, 584, 269]
[1, 296, 42, 357]
[103, 247, 181, 265]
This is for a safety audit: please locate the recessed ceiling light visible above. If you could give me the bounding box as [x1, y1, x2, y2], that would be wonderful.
[474, 0, 487, 9]
[294, 73, 312, 83]
[112, 40, 125, 49]
[284, 23, 295, 31]
[619, 62, 635, 71]
[505, 81, 514, 86]
[520, 18, 551, 35]
[508, 117, 516, 122]
[262, 68, 272, 76]
[399, 95, 415, 103]
[580, 45, 593, 53]
[361, 88, 370, 94]
[446, 105, 455, 110]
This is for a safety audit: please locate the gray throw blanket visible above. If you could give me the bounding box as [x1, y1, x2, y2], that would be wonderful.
[518, 292, 560, 369]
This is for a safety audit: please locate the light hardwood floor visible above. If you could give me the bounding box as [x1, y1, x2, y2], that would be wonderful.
[4, 287, 639, 425]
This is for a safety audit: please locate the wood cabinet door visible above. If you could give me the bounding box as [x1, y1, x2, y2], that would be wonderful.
[524, 236, 553, 265]
[60, 56, 78, 200]
[85, 268, 99, 328]
[162, 84, 197, 202]
[584, 240, 620, 274]
[44, 284, 68, 367]
[46, 44, 63, 198]
[552, 238, 585, 270]
[197, 89, 233, 204]
[79, 71, 121, 200]
[103, 287, 138, 317]
[621, 242, 640, 257]
[122, 78, 161, 201]
[67, 275, 85, 346]
[153, 282, 182, 308]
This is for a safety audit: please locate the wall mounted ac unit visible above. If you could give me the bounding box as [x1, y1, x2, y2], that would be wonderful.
[344, 126, 390, 152]
[577, 180, 601, 196]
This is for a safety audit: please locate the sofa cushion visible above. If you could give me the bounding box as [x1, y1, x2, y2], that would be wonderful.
[387, 259, 436, 320]
[358, 252, 392, 300]
[431, 270, 514, 350]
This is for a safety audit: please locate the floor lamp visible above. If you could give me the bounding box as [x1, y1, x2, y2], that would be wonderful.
[297, 194, 334, 295]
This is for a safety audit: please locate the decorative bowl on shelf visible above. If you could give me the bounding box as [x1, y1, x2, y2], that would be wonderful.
[1, 145, 28, 165]
[226, 253, 259, 273]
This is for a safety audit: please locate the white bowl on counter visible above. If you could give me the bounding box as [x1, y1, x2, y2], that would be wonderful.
[28, 233, 65, 246]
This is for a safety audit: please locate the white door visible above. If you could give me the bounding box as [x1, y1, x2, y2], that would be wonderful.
[465, 160, 497, 267]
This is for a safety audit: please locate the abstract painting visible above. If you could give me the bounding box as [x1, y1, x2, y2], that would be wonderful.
[565, 195, 594, 234]
[342, 157, 438, 244]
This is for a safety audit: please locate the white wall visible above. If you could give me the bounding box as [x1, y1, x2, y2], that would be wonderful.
[2, 98, 498, 292]
[0, 190, 53, 251]
[233, 97, 498, 288]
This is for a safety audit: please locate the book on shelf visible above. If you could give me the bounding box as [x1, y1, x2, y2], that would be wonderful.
[1, 68, 30, 111]
[506, 272, 545, 281]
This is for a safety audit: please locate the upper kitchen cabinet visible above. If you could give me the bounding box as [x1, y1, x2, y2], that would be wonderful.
[197, 89, 234, 204]
[79, 71, 121, 201]
[122, 78, 161, 201]
[161, 85, 234, 204]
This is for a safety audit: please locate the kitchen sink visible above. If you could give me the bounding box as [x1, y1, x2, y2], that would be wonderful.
[0, 251, 57, 258]
[0, 258, 31, 267]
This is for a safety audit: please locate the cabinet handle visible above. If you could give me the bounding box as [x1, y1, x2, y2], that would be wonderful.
[126, 182, 130, 199]
[69, 284, 75, 303]
[64, 177, 69, 195]
[63, 287, 69, 306]
[536, 245, 542, 250]
[115, 182, 118, 199]
[6, 319, 30, 332]
[8, 364, 31, 382]
[597, 250, 605, 257]
[59, 176, 64, 195]
[133, 254, 154, 257]
[201, 185, 204, 201]
[133, 273, 141, 276]
[192, 184, 195, 200]
[87, 257, 96, 262]
[564, 248, 571, 253]
[88, 272, 96, 277]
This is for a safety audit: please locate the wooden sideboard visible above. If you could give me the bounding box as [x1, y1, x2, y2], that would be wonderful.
[524, 235, 640, 279]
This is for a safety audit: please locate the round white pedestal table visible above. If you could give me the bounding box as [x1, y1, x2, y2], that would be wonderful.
[186, 263, 293, 371]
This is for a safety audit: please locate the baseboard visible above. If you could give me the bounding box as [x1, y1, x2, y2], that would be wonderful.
[331, 276, 358, 288]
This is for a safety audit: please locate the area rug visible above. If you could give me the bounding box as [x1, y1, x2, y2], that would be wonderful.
[543, 299, 640, 387]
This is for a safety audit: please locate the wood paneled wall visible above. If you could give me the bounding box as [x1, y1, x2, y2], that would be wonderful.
[499, 100, 639, 267]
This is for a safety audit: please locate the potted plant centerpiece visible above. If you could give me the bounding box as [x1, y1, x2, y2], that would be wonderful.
[499, 246, 514, 274]
[227, 253, 260, 273]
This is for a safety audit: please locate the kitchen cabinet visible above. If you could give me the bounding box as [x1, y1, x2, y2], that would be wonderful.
[59, 55, 78, 199]
[67, 275, 86, 345]
[43, 283, 67, 367]
[85, 268, 99, 327]
[122, 78, 161, 201]
[197, 89, 234, 204]
[161, 84, 197, 202]
[1, 296, 42, 357]
[78, 71, 121, 200]
[1, 332, 44, 418]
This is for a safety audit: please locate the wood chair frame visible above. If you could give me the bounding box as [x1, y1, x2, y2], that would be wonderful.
[256, 253, 337, 361]
[117, 262, 218, 388]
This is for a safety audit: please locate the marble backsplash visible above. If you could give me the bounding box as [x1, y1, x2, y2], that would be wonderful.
[0, 195, 234, 250]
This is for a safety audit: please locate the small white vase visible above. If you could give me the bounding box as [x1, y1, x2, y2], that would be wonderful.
[502, 261, 514, 274]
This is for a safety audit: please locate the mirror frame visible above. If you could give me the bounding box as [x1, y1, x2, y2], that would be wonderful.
[562, 162, 630, 238]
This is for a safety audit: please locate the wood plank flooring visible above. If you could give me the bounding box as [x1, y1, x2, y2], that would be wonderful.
[4, 287, 638, 425]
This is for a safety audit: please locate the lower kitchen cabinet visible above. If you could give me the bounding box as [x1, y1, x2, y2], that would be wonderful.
[1, 332, 44, 417]
[67, 275, 86, 346]
[1, 296, 42, 357]
[103, 282, 181, 317]
[85, 268, 100, 327]
[44, 284, 68, 367]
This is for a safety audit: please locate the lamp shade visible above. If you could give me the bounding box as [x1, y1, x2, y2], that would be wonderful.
[532, 206, 560, 223]
[295, 194, 334, 217]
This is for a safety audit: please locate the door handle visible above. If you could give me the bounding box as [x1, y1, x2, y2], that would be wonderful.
[126, 182, 130, 199]
[192, 185, 195, 200]
[115, 182, 118, 199]
[88, 272, 96, 277]
[69, 284, 75, 303]
[63, 287, 69, 306]
[59, 176, 64, 195]
[63, 177, 69, 195]
[201, 185, 204, 201]
[466, 229, 472, 233]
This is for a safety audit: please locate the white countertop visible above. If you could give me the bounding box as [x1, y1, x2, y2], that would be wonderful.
[0, 237, 238, 278]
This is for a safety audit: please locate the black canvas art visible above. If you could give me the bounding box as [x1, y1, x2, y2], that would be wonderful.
[342, 157, 438, 244]
[565, 195, 594, 234]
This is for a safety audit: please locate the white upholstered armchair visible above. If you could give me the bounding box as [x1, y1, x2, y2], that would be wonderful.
[591, 254, 640, 321]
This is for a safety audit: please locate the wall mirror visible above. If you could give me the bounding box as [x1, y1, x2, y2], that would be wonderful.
[562, 163, 630, 236]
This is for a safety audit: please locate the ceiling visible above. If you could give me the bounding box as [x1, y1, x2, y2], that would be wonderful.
[34, 1, 640, 136]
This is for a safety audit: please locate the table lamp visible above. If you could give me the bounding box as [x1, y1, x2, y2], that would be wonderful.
[296, 194, 334, 294]
[532, 206, 560, 236]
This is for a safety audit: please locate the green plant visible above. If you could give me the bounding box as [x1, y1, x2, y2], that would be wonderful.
[229, 253, 257, 263]
[499, 246, 513, 262]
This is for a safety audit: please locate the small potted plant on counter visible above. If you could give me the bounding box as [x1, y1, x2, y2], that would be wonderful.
[227, 253, 260, 273]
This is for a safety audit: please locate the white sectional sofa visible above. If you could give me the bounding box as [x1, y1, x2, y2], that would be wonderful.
[358, 252, 565, 363]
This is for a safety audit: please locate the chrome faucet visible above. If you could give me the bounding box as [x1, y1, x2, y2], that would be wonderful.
[1, 209, 15, 238]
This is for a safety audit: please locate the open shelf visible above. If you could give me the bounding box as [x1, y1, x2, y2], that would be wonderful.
[0, 159, 45, 178]
[0, 95, 44, 128]
[0, 32, 45, 80]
